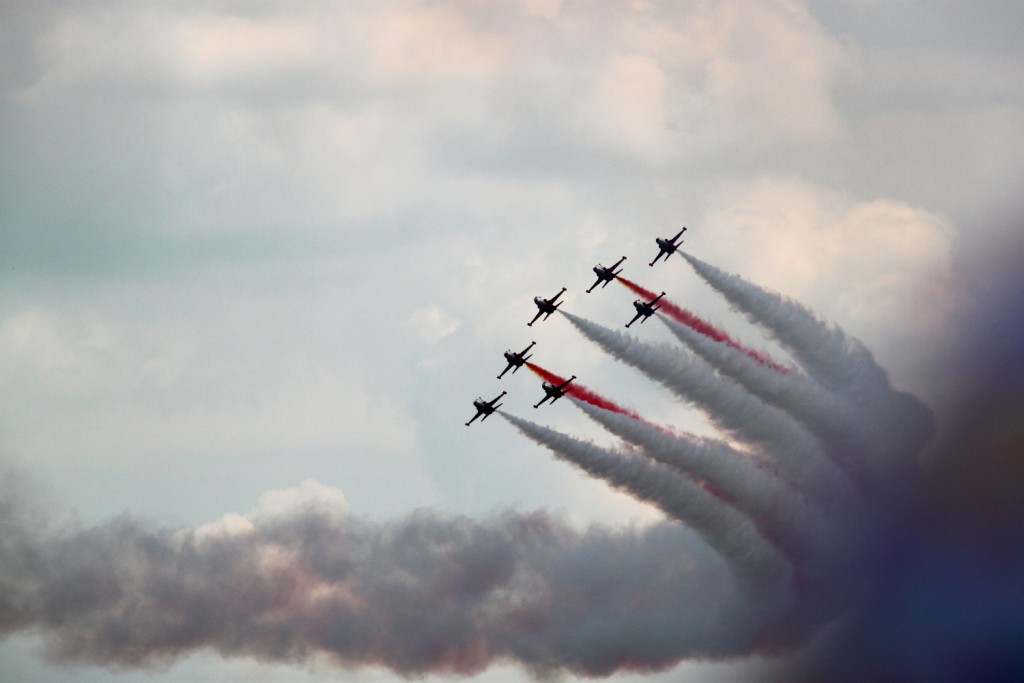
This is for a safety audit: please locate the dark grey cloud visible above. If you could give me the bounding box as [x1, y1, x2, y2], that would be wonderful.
[0, 488, 738, 677]
[774, 221, 1024, 683]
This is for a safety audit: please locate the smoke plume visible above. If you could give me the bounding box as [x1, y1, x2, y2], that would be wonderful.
[616, 276, 787, 371]
[676, 254, 935, 500]
[525, 362, 643, 420]
[558, 309, 861, 519]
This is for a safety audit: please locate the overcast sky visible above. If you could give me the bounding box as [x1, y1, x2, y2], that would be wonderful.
[2, 1, 1023, 681]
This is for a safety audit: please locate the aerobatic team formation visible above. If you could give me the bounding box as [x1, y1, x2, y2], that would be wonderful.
[466, 227, 686, 425]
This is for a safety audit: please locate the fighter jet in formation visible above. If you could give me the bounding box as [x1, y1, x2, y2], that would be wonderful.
[528, 287, 566, 326]
[465, 391, 507, 426]
[497, 341, 536, 379]
[534, 375, 576, 408]
[464, 228, 693, 424]
[586, 256, 626, 293]
[649, 227, 687, 266]
[626, 292, 665, 328]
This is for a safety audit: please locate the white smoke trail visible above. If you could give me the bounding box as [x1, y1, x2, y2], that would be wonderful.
[676, 253, 935, 498]
[655, 313, 868, 481]
[679, 252, 882, 394]
[569, 400, 825, 559]
[559, 310, 861, 519]
[569, 399, 865, 623]
[498, 412, 795, 610]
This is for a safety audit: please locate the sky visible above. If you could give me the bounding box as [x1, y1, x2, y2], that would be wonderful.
[2, 1, 1024, 681]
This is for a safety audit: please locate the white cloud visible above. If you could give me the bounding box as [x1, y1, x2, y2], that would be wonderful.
[577, 53, 679, 163]
[690, 0, 849, 145]
[27, 362, 417, 462]
[11, 0, 858, 250]
[519, 0, 564, 19]
[170, 17, 319, 86]
[0, 306, 419, 464]
[194, 511, 255, 540]
[698, 177, 959, 379]
[355, 4, 507, 89]
[194, 479, 349, 545]
[556, 0, 853, 164]
[250, 478, 350, 520]
[408, 304, 460, 343]
[0, 307, 163, 396]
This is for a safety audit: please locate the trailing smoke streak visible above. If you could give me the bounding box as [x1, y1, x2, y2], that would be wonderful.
[558, 310, 861, 520]
[525, 362, 644, 421]
[676, 254, 875, 391]
[677, 253, 935, 498]
[656, 313, 869, 487]
[616, 276, 787, 372]
[569, 400, 826, 562]
[569, 399, 865, 623]
[498, 412, 795, 612]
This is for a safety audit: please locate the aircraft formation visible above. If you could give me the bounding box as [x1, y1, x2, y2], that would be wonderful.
[466, 228, 688, 425]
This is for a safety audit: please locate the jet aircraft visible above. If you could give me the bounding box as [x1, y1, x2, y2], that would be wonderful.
[528, 287, 566, 326]
[649, 227, 687, 266]
[534, 375, 576, 408]
[497, 341, 536, 379]
[587, 256, 627, 293]
[626, 292, 665, 328]
[465, 391, 507, 426]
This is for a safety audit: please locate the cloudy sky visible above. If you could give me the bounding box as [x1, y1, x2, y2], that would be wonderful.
[2, 1, 1023, 681]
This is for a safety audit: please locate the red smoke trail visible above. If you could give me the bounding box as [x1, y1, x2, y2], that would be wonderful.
[525, 363, 644, 421]
[616, 277, 788, 372]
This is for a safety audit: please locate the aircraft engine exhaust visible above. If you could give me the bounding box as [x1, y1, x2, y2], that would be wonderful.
[616, 276, 787, 371]
[525, 361, 644, 420]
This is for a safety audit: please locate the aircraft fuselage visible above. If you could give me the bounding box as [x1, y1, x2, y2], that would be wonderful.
[534, 375, 575, 408]
[650, 228, 686, 266]
[528, 288, 566, 326]
[466, 391, 506, 425]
